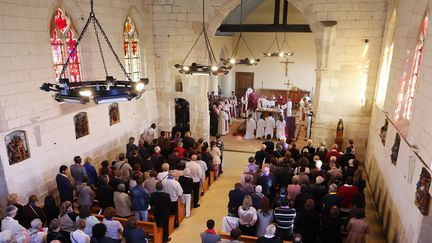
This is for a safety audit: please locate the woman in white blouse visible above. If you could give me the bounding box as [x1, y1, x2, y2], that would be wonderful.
[237, 195, 257, 236]
[209, 141, 221, 177]
[102, 207, 123, 242]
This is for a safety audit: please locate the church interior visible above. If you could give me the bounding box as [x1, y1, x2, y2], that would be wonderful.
[0, 0, 431, 242]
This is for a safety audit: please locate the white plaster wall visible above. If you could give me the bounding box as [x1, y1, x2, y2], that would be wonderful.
[0, 0, 158, 202]
[231, 32, 316, 92]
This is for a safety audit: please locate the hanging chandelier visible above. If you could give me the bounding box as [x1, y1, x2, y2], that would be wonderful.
[174, 0, 232, 76]
[221, 0, 260, 66]
[263, 32, 295, 58]
[40, 0, 148, 104]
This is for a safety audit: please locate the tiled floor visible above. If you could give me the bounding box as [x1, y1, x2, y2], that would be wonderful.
[170, 119, 387, 243]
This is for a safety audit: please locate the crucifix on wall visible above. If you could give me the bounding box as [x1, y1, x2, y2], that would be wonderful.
[280, 58, 295, 77]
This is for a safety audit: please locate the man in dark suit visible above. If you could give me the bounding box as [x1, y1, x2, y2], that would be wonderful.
[254, 145, 268, 168]
[150, 182, 171, 242]
[320, 183, 342, 218]
[262, 134, 275, 154]
[56, 165, 74, 203]
[227, 183, 246, 216]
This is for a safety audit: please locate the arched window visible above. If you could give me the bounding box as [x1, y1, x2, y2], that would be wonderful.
[123, 17, 141, 81]
[50, 8, 82, 82]
[395, 13, 428, 121]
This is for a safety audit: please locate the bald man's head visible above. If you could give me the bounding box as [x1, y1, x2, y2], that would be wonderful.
[191, 154, 198, 161]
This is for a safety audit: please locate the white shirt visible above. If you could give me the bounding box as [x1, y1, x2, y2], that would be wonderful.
[185, 161, 204, 183]
[142, 127, 157, 144]
[162, 178, 183, 202]
[209, 147, 222, 165]
[196, 160, 208, 181]
[102, 218, 123, 240]
[70, 229, 90, 243]
[76, 216, 99, 237]
[157, 171, 169, 181]
[28, 229, 46, 243]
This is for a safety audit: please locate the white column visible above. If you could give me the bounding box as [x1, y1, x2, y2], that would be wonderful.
[209, 76, 218, 94]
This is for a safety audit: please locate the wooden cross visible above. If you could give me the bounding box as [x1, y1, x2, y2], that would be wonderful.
[280, 58, 295, 77]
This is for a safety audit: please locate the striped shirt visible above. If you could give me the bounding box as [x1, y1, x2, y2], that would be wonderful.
[274, 206, 296, 230]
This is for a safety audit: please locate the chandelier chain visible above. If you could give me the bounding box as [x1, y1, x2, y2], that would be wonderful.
[93, 19, 108, 76]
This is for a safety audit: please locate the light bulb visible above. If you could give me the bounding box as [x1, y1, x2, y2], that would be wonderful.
[279, 52, 284, 57]
[267, 53, 271, 56]
[229, 58, 236, 64]
[135, 82, 145, 91]
[211, 66, 218, 71]
[79, 90, 92, 97]
[249, 59, 255, 64]
[182, 66, 190, 71]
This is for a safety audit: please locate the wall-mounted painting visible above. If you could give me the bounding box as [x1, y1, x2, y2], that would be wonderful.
[380, 119, 388, 145]
[109, 103, 120, 126]
[415, 168, 431, 216]
[5, 130, 30, 165]
[74, 112, 89, 139]
[175, 76, 183, 92]
[390, 133, 400, 165]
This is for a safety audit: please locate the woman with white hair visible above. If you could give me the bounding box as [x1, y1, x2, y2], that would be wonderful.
[257, 224, 280, 242]
[156, 163, 170, 181]
[113, 184, 132, 218]
[1, 205, 30, 243]
[28, 218, 46, 243]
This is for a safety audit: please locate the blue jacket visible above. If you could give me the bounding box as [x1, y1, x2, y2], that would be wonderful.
[56, 173, 74, 202]
[131, 185, 150, 211]
[84, 163, 98, 186]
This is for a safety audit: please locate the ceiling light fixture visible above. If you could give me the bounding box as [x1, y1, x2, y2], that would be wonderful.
[40, 0, 149, 104]
[263, 32, 295, 58]
[221, 0, 260, 66]
[174, 0, 232, 76]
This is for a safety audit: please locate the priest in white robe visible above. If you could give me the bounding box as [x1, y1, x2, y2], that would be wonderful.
[264, 114, 275, 138]
[244, 114, 256, 139]
[218, 109, 229, 135]
[275, 115, 287, 139]
[283, 98, 293, 117]
[256, 115, 266, 139]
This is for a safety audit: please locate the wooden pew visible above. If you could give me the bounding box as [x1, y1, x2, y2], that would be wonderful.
[219, 232, 292, 243]
[94, 214, 163, 243]
[177, 197, 186, 224]
[209, 171, 215, 185]
[203, 176, 209, 193]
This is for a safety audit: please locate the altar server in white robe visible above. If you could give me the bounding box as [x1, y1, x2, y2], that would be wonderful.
[218, 109, 229, 135]
[283, 98, 293, 117]
[256, 115, 266, 139]
[264, 114, 275, 138]
[244, 114, 256, 139]
[275, 115, 287, 139]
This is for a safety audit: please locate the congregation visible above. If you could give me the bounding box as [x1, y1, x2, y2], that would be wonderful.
[0, 123, 225, 243]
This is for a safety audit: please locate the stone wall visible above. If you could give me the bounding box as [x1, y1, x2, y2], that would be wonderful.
[366, 0, 432, 242]
[0, 0, 158, 204]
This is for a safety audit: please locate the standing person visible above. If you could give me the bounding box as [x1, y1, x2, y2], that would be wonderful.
[262, 135, 275, 154]
[264, 114, 275, 138]
[70, 156, 88, 186]
[182, 132, 195, 151]
[70, 219, 90, 243]
[83, 157, 98, 187]
[186, 155, 204, 208]
[256, 198, 274, 237]
[130, 177, 150, 222]
[22, 195, 47, 229]
[254, 145, 268, 168]
[126, 137, 138, 158]
[215, 135, 225, 174]
[257, 224, 283, 243]
[76, 206, 99, 237]
[76, 177, 94, 209]
[28, 218, 46, 243]
[44, 194, 60, 226]
[218, 109, 229, 136]
[346, 208, 369, 243]
[113, 184, 132, 218]
[294, 199, 320, 243]
[274, 199, 296, 241]
[142, 123, 157, 145]
[1, 205, 30, 243]
[90, 223, 114, 243]
[58, 201, 78, 240]
[7, 193, 25, 227]
[321, 206, 343, 243]
[228, 183, 246, 216]
[162, 171, 183, 228]
[179, 168, 194, 218]
[209, 141, 222, 178]
[150, 182, 172, 243]
[46, 219, 68, 243]
[114, 153, 132, 185]
[256, 115, 266, 139]
[244, 114, 256, 140]
[275, 115, 286, 140]
[56, 165, 74, 203]
[237, 195, 257, 236]
[102, 207, 124, 243]
[97, 175, 115, 211]
[200, 219, 221, 243]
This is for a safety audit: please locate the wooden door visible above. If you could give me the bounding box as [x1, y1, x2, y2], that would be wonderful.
[235, 72, 254, 100]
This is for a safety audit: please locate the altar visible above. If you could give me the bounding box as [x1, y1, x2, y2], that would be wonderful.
[256, 107, 283, 117]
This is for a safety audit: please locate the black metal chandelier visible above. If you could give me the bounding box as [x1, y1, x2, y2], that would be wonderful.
[221, 0, 260, 66]
[174, 0, 232, 76]
[263, 32, 295, 58]
[40, 0, 148, 104]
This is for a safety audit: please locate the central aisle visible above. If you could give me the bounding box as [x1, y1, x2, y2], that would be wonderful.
[170, 150, 250, 242]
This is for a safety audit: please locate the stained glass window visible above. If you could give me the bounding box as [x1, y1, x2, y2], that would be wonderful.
[395, 13, 428, 121]
[50, 8, 82, 82]
[124, 17, 141, 82]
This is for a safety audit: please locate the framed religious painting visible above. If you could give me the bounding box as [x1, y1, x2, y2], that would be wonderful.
[5, 130, 31, 165]
[390, 133, 401, 165]
[74, 112, 89, 139]
[109, 103, 120, 126]
[175, 76, 183, 92]
[415, 168, 431, 216]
